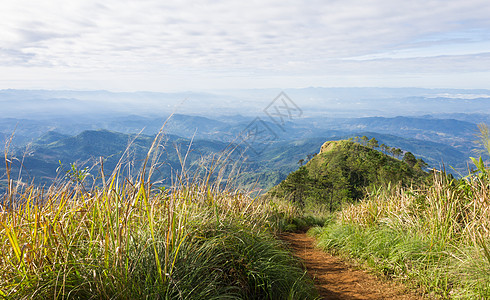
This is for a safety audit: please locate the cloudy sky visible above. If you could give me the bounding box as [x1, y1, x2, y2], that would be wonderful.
[1, 0, 490, 91]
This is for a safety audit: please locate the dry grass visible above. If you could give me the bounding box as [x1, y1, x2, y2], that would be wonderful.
[316, 165, 490, 298]
[0, 129, 313, 299]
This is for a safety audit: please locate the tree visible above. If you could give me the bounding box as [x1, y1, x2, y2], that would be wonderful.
[283, 166, 310, 206]
[380, 143, 388, 154]
[306, 153, 317, 161]
[298, 158, 305, 167]
[415, 158, 428, 170]
[392, 148, 402, 159]
[360, 136, 368, 146]
[388, 147, 394, 157]
[403, 151, 417, 167]
[368, 137, 379, 149]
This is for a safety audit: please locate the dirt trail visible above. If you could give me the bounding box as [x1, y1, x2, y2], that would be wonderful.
[281, 232, 424, 300]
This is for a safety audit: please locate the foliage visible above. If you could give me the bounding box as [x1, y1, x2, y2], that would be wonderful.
[475, 123, 490, 159]
[367, 137, 379, 149]
[311, 162, 490, 299]
[402, 151, 417, 167]
[269, 140, 428, 212]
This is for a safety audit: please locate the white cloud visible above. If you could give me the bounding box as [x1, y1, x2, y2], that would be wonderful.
[0, 0, 490, 90]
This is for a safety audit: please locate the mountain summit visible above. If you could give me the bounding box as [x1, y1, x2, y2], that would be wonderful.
[269, 140, 428, 212]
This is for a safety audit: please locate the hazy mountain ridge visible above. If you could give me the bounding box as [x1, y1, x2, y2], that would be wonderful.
[325, 132, 467, 171]
[0, 125, 471, 193]
[1, 113, 483, 148]
[0, 111, 480, 188]
[2, 88, 490, 119]
[5, 129, 240, 186]
[1, 87, 488, 189]
[323, 116, 477, 151]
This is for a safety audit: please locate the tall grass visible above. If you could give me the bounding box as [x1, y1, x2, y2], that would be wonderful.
[312, 169, 490, 298]
[0, 130, 316, 299]
[310, 125, 490, 298]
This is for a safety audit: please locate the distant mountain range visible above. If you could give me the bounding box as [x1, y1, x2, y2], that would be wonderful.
[2, 112, 480, 159]
[2, 87, 490, 119]
[1, 88, 489, 191]
[0, 124, 477, 193]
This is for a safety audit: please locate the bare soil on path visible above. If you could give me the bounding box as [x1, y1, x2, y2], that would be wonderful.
[281, 232, 425, 300]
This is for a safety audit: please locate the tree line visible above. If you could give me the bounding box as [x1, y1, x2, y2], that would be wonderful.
[279, 140, 430, 213]
[350, 136, 428, 170]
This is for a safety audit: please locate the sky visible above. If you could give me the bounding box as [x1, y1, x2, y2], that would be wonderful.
[1, 0, 490, 92]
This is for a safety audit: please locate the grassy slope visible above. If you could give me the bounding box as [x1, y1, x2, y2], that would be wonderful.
[0, 137, 317, 299]
[292, 146, 490, 299]
[310, 172, 490, 298]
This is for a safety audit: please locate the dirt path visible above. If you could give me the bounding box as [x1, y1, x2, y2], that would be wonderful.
[281, 232, 424, 300]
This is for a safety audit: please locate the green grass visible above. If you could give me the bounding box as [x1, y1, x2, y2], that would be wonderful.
[280, 127, 490, 298]
[0, 131, 317, 299]
[310, 169, 490, 299]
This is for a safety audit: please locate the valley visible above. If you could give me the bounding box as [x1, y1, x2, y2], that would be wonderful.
[0, 108, 483, 193]
[1, 88, 489, 299]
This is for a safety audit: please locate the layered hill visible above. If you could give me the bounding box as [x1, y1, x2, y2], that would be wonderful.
[5, 130, 235, 186]
[0, 127, 464, 195]
[269, 140, 429, 212]
[1, 130, 325, 190]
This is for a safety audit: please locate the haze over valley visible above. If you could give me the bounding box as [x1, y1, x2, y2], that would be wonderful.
[1, 87, 489, 192]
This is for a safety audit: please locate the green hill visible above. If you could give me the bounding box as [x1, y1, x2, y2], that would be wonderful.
[269, 140, 429, 212]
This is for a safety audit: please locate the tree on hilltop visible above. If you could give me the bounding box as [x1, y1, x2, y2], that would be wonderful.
[403, 151, 417, 167]
[392, 147, 403, 159]
[368, 137, 379, 149]
[307, 153, 317, 161]
[298, 158, 305, 167]
[360, 136, 368, 146]
[415, 158, 428, 170]
[380, 143, 389, 154]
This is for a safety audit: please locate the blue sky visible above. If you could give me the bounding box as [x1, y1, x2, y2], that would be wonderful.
[1, 0, 490, 91]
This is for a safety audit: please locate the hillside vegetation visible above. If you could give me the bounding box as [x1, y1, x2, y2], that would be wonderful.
[272, 130, 490, 298]
[310, 167, 490, 298]
[269, 140, 428, 212]
[0, 133, 317, 299]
